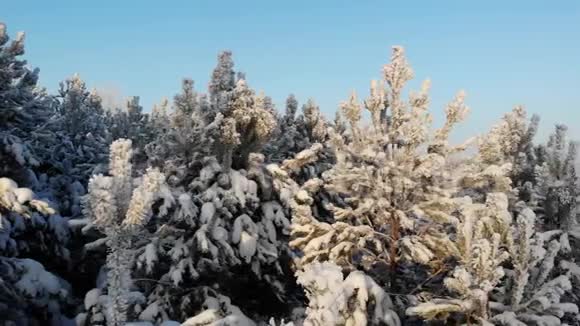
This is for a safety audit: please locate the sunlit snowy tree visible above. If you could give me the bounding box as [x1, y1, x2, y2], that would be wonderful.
[78, 139, 170, 326]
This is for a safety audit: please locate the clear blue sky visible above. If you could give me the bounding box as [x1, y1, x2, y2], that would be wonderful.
[3, 0, 579, 142]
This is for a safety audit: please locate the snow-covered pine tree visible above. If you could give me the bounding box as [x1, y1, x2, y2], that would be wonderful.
[219, 78, 276, 170]
[78, 139, 170, 326]
[489, 206, 578, 326]
[146, 79, 222, 188]
[264, 95, 333, 182]
[272, 46, 470, 291]
[407, 200, 578, 325]
[407, 122, 579, 325]
[51, 75, 109, 179]
[0, 22, 54, 185]
[105, 96, 156, 168]
[31, 74, 110, 217]
[461, 106, 539, 204]
[528, 124, 580, 324]
[406, 194, 514, 324]
[533, 124, 578, 231]
[209, 51, 236, 118]
[150, 98, 171, 134]
[0, 177, 72, 325]
[132, 152, 294, 323]
[130, 66, 294, 323]
[174, 78, 198, 119]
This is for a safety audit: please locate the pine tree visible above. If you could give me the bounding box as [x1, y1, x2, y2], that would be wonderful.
[79, 139, 170, 326]
[209, 51, 236, 117]
[265, 95, 330, 167]
[0, 177, 72, 324]
[31, 74, 110, 217]
[132, 152, 294, 322]
[489, 206, 578, 326]
[0, 22, 54, 185]
[146, 79, 221, 187]
[105, 96, 156, 168]
[272, 47, 470, 294]
[219, 79, 276, 170]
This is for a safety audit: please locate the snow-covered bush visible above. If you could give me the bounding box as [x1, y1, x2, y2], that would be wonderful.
[0, 257, 73, 325]
[181, 288, 256, 326]
[0, 177, 72, 324]
[297, 261, 400, 326]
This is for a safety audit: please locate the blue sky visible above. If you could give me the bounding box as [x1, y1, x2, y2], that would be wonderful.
[3, 0, 579, 142]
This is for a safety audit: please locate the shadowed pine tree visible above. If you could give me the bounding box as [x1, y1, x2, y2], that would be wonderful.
[0, 22, 54, 185]
[265, 95, 329, 164]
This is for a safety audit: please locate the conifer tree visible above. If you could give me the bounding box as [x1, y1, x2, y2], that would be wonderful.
[209, 51, 236, 117]
[31, 74, 110, 217]
[219, 79, 276, 169]
[79, 139, 170, 326]
[0, 22, 54, 184]
[0, 177, 72, 325]
[273, 47, 470, 292]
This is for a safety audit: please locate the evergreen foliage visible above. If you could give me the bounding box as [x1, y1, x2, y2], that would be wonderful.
[0, 21, 578, 326]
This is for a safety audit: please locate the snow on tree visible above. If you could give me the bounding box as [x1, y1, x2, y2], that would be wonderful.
[264, 95, 333, 183]
[532, 125, 578, 231]
[209, 51, 237, 117]
[105, 96, 156, 167]
[489, 207, 578, 326]
[406, 194, 513, 323]
[174, 78, 198, 118]
[296, 261, 400, 326]
[457, 117, 519, 204]
[131, 153, 293, 323]
[0, 22, 54, 184]
[146, 79, 222, 187]
[31, 74, 110, 217]
[219, 79, 276, 170]
[50, 74, 109, 178]
[527, 124, 580, 324]
[79, 139, 170, 325]
[407, 197, 578, 325]
[0, 177, 72, 324]
[181, 288, 256, 326]
[271, 47, 471, 296]
[459, 106, 541, 206]
[150, 98, 171, 134]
